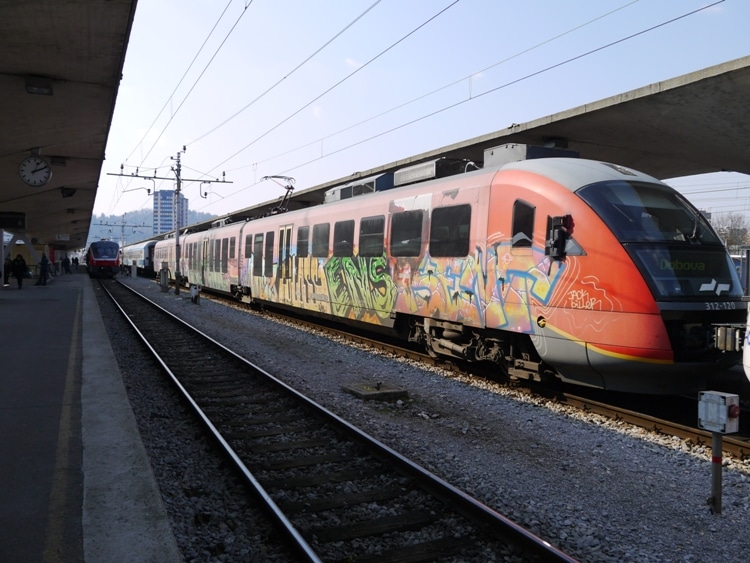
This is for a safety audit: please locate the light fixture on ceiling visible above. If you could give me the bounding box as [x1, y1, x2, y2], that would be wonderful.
[60, 187, 76, 198]
[25, 75, 53, 96]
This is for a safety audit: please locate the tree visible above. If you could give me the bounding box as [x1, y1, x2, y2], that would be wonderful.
[710, 212, 748, 253]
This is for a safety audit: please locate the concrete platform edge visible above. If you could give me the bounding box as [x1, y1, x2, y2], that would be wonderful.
[81, 278, 181, 562]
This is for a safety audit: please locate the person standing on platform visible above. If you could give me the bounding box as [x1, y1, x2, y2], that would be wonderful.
[36, 253, 49, 286]
[3, 254, 10, 286]
[12, 254, 26, 289]
[62, 255, 71, 274]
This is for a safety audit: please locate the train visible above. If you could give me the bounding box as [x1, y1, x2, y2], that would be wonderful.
[85, 239, 120, 278]
[121, 240, 156, 277]
[136, 145, 746, 394]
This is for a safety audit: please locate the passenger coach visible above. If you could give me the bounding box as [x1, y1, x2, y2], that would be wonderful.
[122, 240, 156, 277]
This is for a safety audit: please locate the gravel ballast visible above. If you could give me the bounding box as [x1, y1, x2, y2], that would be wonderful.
[105, 276, 750, 562]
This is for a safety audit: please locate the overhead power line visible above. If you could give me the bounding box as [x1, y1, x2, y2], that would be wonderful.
[207, 0, 462, 176]
[245, 0, 640, 172]
[129, 0, 254, 168]
[256, 0, 729, 181]
[188, 0, 384, 147]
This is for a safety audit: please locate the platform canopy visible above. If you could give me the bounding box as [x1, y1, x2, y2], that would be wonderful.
[0, 1, 137, 250]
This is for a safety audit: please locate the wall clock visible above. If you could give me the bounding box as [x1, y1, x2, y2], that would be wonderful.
[19, 156, 52, 186]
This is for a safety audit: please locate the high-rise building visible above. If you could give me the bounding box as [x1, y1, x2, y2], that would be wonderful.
[153, 190, 189, 235]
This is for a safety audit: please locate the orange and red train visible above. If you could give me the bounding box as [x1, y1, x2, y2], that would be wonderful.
[151, 149, 745, 394]
[85, 239, 120, 278]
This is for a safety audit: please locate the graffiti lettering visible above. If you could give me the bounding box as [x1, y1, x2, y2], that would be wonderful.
[568, 289, 601, 310]
[324, 255, 396, 320]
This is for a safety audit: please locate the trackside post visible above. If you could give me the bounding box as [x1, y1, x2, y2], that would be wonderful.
[697, 391, 741, 514]
[159, 261, 170, 293]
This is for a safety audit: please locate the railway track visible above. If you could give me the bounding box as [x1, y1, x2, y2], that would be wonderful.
[248, 301, 750, 462]
[102, 279, 577, 562]
[182, 284, 750, 462]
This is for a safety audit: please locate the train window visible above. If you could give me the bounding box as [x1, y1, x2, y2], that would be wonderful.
[430, 205, 471, 257]
[278, 226, 292, 280]
[214, 239, 221, 271]
[577, 180, 722, 245]
[390, 210, 423, 257]
[359, 215, 384, 257]
[312, 224, 330, 257]
[253, 234, 263, 276]
[229, 238, 236, 260]
[297, 226, 309, 258]
[244, 234, 252, 261]
[264, 231, 274, 277]
[333, 220, 354, 257]
[512, 200, 535, 248]
[222, 238, 229, 272]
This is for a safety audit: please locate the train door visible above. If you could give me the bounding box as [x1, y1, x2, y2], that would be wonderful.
[277, 224, 292, 303]
[201, 237, 209, 286]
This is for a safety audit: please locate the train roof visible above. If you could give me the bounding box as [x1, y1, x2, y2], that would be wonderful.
[501, 157, 662, 192]
[122, 240, 156, 251]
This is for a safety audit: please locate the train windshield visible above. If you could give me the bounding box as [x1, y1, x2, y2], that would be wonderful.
[578, 180, 719, 244]
[90, 241, 119, 259]
[578, 180, 742, 299]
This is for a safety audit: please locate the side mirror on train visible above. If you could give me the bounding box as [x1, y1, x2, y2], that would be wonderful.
[547, 214, 573, 259]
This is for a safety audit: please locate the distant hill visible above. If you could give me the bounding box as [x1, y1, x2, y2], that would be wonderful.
[87, 209, 216, 247]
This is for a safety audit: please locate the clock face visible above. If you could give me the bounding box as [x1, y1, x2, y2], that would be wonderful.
[19, 156, 52, 186]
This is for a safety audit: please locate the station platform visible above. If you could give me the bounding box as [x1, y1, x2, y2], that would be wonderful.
[0, 271, 181, 562]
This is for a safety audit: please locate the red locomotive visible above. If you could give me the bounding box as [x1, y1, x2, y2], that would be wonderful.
[86, 240, 120, 278]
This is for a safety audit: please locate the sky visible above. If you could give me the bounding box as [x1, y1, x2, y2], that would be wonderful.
[94, 0, 750, 225]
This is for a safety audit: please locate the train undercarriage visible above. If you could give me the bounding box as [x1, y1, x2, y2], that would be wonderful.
[403, 316, 553, 384]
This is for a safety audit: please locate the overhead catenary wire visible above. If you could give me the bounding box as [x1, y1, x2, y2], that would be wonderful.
[212, 1, 725, 185]
[116, 0, 634, 196]
[187, 0, 385, 148]
[109, 0, 383, 216]
[193, 0, 726, 212]
[110, 0, 735, 223]
[240, 0, 641, 172]
[133, 0, 255, 168]
[206, 0, 462, 176]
